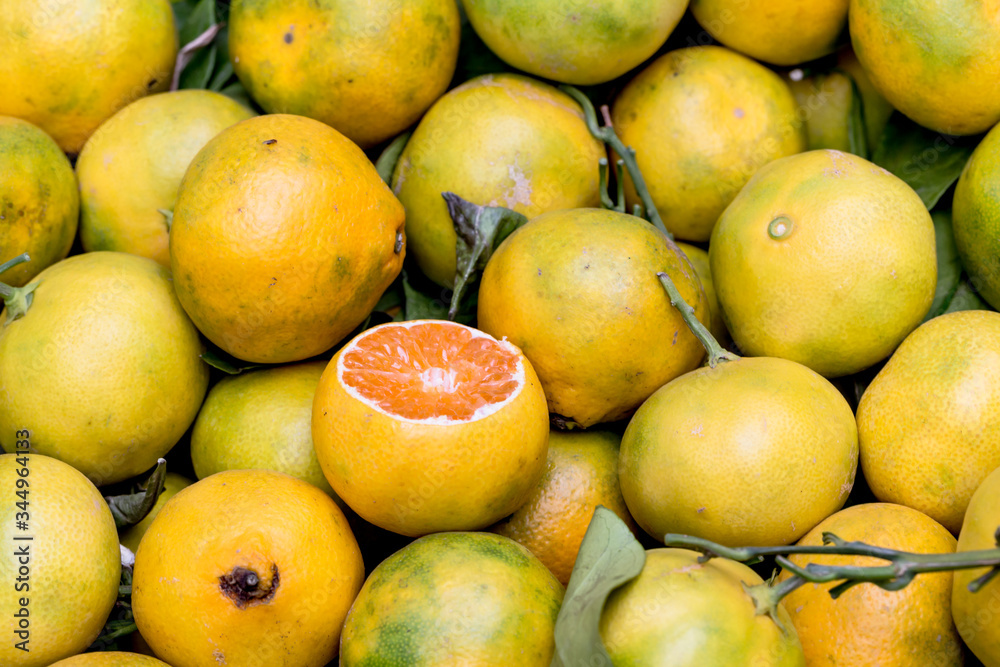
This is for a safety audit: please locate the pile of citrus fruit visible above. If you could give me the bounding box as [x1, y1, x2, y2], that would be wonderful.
[2, 0, 1000, 665]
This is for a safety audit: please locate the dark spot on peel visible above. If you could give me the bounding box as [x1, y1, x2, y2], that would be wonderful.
[672, 331, 678, 345]
[147, 78, 158, 89]
[219, 564, 279, 609]
[264, 139, 277, 145]
[284, 32, 293, 44]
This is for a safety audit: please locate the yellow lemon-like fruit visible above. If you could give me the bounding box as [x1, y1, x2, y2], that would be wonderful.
[858, 310, 1000, 533]
[0, 454, 120, 667]
[0, 117, 78, 287]
[952, 465, 1000, 665]
[849, 0, 1000, 135]
[710, 149, 936, 378]
[340, 532, 563, 666]
[0, 0, 177, 154]
[460, 0, 688, 85]
[620, 355, 858, 546]
[953, 121, 1000, 310]
[690, 0, 848, 66]
[392, 73, 604, 287]
[77, 90, 255, 267]
[190, 361, 336, 498]
[229, 0, 460, 148]
[612, 46, 806, 242]
[478, 208, 709, 428]
[600, 549, 806, 665]
[0, 252, 209, 486]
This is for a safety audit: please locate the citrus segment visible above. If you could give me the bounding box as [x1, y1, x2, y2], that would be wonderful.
[340, 322, 522, 423]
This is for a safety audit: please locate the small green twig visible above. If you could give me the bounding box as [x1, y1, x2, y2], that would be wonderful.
[657, 272, 738, 367]
[597, 159, 616, 211]
[560, 85, 670, 238]
[664, 531, 1000, 602]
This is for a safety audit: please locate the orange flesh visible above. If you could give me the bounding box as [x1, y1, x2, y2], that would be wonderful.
[341, 323, 522, 421]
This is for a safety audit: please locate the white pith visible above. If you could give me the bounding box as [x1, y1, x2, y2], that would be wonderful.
[337, 320, 526, 425]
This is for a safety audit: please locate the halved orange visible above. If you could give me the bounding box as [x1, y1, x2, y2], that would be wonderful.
[312, 320, 550, 537]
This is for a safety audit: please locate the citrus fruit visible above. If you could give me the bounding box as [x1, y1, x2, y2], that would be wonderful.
[391, 73, 604, 287]
[0, 0, 178, 155]
[119, 472, 193, 555]
[676, 242, 729, 344]
[76, 90, 255, 267]
[0, 453, 120, 667]
[849, 0, 1000, 135]
[0, 117, 78, 287]
[49, 653, 170, 667]
[953, 465, 1000, 665]
[710, 149, 936, 378]
[785, 70, 855, 152]
[600, 548, 805, 665]
[340, 531, 563, 666]
[690, 0, 848, 66]
[857, 310, 1000, 533]
[460, 0, 687, 85]
[620, 355, 858, 546]
[229, 0, 460, 148]
[611, 45, 806, 242]
[312, 320, 549, 536]
[169, 113, 405, 364]
[0, 252, 209, 486]
[780, 503, 963, 666]
[132, 469, 364, 667]
[491, 429, 637, 585]
[953, 121, 1000, 310]
[836, 47, 895, 150]
[477, 208, 708, 428]
[190, 361, 336, 498]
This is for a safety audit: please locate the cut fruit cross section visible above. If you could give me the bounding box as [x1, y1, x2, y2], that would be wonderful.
[338, 321, 525, 424]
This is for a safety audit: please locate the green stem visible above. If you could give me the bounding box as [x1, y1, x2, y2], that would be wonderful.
[657, 272, 738, 367]
[597, 159, 616, 211]
[0, 254, 38, 324]
[560, 85, 670, 239]
[664, 532, 1000, 602]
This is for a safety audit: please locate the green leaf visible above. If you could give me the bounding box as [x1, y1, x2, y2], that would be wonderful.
[551, 506, 646, 667]
[178, 0, 216, 46]
[208, 59, 235, 92]
[843, 72, 869, 160]
[104, 459, 167, 528]
[402, 272, 450, 321]
[444, 193, 528, 321]
[376, 131, 412, 185]
[199, 346, 264, 375]
[872, 113, 978, 209]
[218, 81, 254, 108]
[179, 44, 218, 90]
[923, 211, 964, 322]
[943, 279, 991, 314]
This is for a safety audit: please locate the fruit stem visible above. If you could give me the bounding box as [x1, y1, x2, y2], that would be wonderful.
[0, 254, 38, 324]
[664, 531, 1000, 602]
[559, 85, 671, 239]
[657, 272, 738, 367]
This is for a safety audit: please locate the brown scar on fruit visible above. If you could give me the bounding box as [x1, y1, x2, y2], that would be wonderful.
[219, 564, 279, 609]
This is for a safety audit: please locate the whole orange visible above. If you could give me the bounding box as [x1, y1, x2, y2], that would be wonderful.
[131, 469, 364, 667]
[492, 430, 637, 584]
[169, 114, 405, 363]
